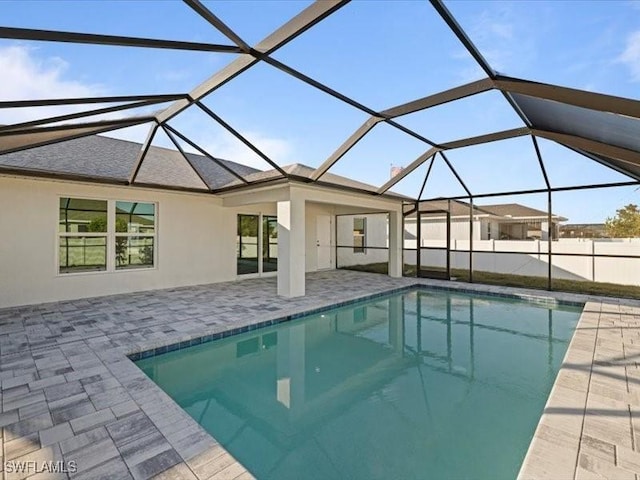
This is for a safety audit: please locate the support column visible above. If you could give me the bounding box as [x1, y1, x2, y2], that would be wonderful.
[277, 193, 306, 297]
[388, 210, 403, 278]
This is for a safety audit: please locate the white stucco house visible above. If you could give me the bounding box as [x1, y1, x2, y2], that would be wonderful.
[0, 134, 407, 308]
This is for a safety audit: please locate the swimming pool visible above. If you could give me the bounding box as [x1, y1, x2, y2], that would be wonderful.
[136, 288, 582, 480]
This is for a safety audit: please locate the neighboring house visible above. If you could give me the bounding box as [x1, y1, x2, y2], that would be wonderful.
[0, 134, 407, 307]
[404, 200, 567, 246]
[559, 223, 608, 238]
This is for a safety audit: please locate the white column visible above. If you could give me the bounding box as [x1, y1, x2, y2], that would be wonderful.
[388, 210, 402, 278]
[277, 194, 306, 297]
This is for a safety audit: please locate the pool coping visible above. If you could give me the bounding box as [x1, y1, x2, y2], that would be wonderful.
[126, 283, 584, 362]
[517, 300, 600, 479]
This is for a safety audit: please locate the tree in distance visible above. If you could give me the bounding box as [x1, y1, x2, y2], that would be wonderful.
[605, 204, 640, 238]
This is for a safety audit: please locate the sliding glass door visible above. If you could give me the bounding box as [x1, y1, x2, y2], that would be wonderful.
[262, 215, 278, 273]
[237, 214, 277, 276]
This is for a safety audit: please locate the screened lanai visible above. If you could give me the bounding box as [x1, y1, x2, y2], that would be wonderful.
[1, 0, 640, 294]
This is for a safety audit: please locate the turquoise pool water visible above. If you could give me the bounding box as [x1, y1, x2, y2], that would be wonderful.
[136, 289, 582, 480]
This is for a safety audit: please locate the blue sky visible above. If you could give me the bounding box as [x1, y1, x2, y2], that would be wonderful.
[1, 0, 639, 223]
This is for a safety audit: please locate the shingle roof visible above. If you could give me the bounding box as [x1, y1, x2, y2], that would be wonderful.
[0, 135, 139, 181]
[0, 134, 397, 196]
[0, 134, 261, 190]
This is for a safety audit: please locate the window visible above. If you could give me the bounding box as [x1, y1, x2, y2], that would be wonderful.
[353, 217, 366, 253]
[115, 201, 156, 270]
[58, 197, 156, 274]
[59, 198, 108, 273]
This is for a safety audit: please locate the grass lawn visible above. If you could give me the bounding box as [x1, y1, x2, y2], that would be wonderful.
[340, 263, 640, 300]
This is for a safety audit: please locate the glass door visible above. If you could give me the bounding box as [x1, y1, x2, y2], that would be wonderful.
[237, 214, 278, 276]
[262, 215, 278, 273]
[237, 214, 259, 275]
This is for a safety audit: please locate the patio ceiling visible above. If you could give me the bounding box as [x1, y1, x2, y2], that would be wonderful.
[1, 0, 639, 199]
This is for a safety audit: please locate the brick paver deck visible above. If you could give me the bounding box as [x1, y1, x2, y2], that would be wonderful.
[1, 270, 639, 479]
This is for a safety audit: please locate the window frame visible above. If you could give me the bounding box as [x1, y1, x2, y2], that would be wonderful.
[56, 196, 158, 276]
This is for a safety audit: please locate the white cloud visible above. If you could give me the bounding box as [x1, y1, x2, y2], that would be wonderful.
[617, 30, 640, 81]
[0, 44, 106, 125]
[194, 129, 294, 171]
[0, 45, 168, 145]
[0, 44, 293, 170]
[456, 3, 539, 78]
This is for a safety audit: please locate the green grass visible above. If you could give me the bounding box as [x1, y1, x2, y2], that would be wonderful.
[340, 263, 640, 300]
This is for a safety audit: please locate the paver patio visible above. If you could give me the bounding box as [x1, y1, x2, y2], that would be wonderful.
[1, 270, 639, 479]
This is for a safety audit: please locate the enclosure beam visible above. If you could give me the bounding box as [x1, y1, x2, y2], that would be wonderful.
[377, 147, 440, 194]
[496, 76, 640, 119]
[163, 124, 250, 184]
[439, 127, 530, 150]
[439, 151, 472, 197]
[0, 26, 241, 53]
[129, 123, 159, 184]
[547, 190, 553, 291]
[311, 116, 383, 181]
[421, 180, 640, 202]
[428, 0, 532, 128]
[0, 116, 154, 155]
[183, 0, 251, 52]
[157, 0, 349, 124]
[469, 197, 473, 283]
[533, 129, 640, 170]
[162, 125, 211, 190]
[428, 0, 494, 78]
[417, 154, 437, 200]
[0, 98, 170, 133]
[195, 101, 288, 177]
[0, 94, 186, 109]
[380, 78, 494, 118]
[389, 210, 403, 278]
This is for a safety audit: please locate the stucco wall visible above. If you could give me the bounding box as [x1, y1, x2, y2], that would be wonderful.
[0, 176, 403, 307]
[0, 175, 239, 308]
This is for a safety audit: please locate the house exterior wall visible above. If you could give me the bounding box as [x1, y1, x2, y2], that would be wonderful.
[0, 175, 238, 308]
[1, 176, 401, 307]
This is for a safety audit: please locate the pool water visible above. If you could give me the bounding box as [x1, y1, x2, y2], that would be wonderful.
[136, 289, 582, 480]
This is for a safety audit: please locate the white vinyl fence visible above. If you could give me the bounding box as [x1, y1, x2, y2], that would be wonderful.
[402, 239, 640, 286]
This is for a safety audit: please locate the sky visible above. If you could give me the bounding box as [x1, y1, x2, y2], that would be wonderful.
[1, 0, 639, 223]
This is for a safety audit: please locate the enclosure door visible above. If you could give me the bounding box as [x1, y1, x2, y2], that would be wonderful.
[417, 211, 451, 280]
[316, 215, 332, 270]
